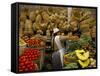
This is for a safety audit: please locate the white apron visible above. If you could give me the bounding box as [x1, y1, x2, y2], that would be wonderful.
[55, 36, 64, 67]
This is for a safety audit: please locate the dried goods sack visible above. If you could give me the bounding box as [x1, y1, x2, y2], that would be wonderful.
[24, 19, 33, 34]
[29, 11, 36, 22]
[19, 21, 24, 37]
[41, 11, 49, 23]
[19, 13, 27, 22]
[35, 14, 42, 23]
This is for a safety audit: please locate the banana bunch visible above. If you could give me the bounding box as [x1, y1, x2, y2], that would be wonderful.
[78, 59, 90, 68]
[19, 38, 27, 46]
[64, 49, 96, 68]
[64, 52, 77, 64]
[75, 50, 89, 61]
[19, 38, 27, 56]
[75, 49, 90, 68]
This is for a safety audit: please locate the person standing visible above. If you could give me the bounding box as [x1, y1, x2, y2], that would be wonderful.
[52, 28, 79, 69]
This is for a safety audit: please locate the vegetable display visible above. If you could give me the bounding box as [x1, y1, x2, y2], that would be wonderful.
[19, 56, 37, 72]
[27, 39, 42, 47]
[64, 49, 96, 69]
[64, 63, 79, 69]
[18, 5, 96, 71]
[19, 48, 41, 72]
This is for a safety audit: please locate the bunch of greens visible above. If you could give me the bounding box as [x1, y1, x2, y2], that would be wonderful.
[79, 34, 92, 46]
[66, 34, 92, 52]
[63, 63, 79, 69]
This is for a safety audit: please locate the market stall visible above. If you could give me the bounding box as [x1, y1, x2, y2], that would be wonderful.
[18, 5, 96, 72]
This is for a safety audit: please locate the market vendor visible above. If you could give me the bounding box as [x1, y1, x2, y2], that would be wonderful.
[52, 28, 79, 69]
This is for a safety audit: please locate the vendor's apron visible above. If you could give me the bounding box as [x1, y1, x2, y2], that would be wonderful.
[52, 36, 64, 69]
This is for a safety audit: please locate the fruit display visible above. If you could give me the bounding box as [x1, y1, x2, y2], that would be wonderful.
[19, 38, 27, 55]
[78, 59, 90, 68]
[75, 50, 89, 61]
[18, 4, 96, 72]
[19, 38, 27, 46]
[26, 38, 42, 47]
[19, 48, 41, 72]
[64, 52, 77, 63]
[19, 56, 37, 72]
[64, 49, 96, 69]
[75, 49, 90, 68]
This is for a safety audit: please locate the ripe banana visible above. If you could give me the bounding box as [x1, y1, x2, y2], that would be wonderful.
[75, 50, 89, 61]
[19, 38, 27, 46]
[78, 59, 90, 68]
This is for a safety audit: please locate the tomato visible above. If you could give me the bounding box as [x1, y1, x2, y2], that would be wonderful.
[19, 62, 24, 66]
[24, 68, 28, 72]
[19, 69, 23, 72]
[19, 48, 40, 72]
[22, 66, 25, 69]
[29, 67, 33, 70]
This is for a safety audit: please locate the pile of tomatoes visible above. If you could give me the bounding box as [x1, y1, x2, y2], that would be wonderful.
[21, 36, 42, 47]
[19, 48, 41, 72]
[27, 39, 42, 47]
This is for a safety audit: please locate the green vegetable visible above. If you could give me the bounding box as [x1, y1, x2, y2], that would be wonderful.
[79, 34, 92, 46]
[64, 63, 79, 69]
[66, 41, 81, 52]
[66, 34, 92, 52]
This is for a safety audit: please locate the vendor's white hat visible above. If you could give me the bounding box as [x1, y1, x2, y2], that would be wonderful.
[53, 28, 59, 34]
